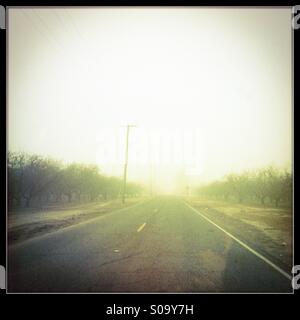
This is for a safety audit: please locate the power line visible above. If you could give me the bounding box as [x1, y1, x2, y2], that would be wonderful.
[19, 9, 65, 57]
[31, 9, 68, 54]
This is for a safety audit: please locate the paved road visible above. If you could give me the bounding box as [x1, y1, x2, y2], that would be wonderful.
[8, 197, 292, 292]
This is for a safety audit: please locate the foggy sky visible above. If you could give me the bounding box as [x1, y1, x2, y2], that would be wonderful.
[8, 8, 292, 192]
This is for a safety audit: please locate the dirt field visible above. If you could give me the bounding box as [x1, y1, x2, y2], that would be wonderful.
[185, 197, 293, 272]
[8, 198, 145, 245]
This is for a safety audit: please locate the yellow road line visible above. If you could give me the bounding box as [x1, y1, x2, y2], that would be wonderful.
[137, 222, 146, 233]
[184, 201, 292, 281]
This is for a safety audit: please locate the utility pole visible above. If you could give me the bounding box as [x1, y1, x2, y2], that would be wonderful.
[122, 125, 135, 204]
[148, 134, 153, 197]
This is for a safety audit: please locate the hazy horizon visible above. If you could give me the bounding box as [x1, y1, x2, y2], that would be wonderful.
[8, 7, 292, 192]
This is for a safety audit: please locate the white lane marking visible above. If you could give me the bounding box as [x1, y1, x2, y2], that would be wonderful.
[10, 198, 153, 250]
[184, 201, 292, 281]
[137, 223, 146, 233]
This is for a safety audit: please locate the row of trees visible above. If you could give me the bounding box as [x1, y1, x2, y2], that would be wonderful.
[195, 166, 292, 207]
[8, 152, 144, 208]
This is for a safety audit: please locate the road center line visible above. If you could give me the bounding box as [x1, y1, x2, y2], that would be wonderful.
[184, 201, 292, 281]
[137, 222, 146, 233]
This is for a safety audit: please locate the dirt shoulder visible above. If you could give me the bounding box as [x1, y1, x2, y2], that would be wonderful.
[185, 197, 292, 272]
[8, 198, 145, 245]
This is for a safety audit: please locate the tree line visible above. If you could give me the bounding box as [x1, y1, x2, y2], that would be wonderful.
[194, 166, 292, 207]
[8, 152, 144, 208]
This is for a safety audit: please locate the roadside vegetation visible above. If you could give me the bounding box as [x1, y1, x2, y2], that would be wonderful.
[8, 152, 144, 209]
[188, 166, 293, 270]
[193, 166, 292, 208]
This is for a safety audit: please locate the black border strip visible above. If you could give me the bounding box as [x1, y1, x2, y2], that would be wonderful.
[1, 3, 298, 302]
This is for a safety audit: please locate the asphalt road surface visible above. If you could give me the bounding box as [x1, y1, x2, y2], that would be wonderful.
[8, 196, 292, 292]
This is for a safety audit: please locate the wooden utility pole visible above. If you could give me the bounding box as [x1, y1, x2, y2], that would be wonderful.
[122, 125, 135, 204]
